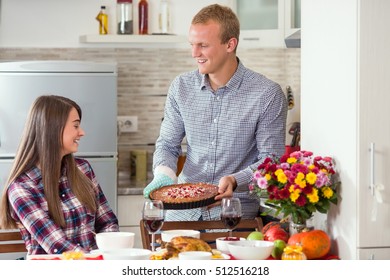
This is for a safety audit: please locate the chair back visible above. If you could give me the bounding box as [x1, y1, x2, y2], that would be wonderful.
[140, 217, 263, 250]
[0, 229, 27, 254]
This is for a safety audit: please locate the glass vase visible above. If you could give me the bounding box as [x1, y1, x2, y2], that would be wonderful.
[289, 219, 307, 235]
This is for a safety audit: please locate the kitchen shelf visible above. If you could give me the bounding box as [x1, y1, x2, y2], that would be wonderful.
[79, 34, 187, 44]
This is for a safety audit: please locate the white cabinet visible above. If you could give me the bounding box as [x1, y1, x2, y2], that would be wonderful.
[117, 195, 145, 249]
[233, 0, 301, 48]
[301, 0, 390, 259]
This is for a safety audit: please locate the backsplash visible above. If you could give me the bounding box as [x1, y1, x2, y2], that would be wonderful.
[0, 47, 300, 190]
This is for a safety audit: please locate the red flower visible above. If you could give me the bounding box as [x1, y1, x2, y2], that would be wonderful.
[295, 194, 307, 207]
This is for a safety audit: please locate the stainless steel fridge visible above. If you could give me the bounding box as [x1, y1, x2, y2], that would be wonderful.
[0, 60, 118, 214]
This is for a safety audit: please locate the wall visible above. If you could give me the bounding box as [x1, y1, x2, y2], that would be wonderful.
[0, 0, 300, 190]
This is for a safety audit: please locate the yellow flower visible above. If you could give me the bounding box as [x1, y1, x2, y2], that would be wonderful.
[265, 173, 271, 181]
[306, 172, 317, 185]
[290, 189, 301, 202]
[307, 188, 319, 203]
[294, 172, 306, 188]
[322, 186, 334, 198]
[321, 168, 329, 174]
[275, 169, 288, 184]
[287, 157, 297, 164]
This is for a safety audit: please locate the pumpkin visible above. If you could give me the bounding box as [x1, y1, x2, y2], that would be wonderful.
[287, 230, 331, 259]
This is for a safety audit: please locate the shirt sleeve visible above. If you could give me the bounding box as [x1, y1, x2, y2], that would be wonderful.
[233, 82, 287, 192]
[153, 76, 186, 173]
[82, 160, 119, 233]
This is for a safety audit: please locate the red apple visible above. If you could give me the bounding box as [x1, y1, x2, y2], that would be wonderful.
[264, 226, 289, 243]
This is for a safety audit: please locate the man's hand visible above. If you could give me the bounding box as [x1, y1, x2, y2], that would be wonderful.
[207, 175, 237, 209]
[143, 173, 174, 198]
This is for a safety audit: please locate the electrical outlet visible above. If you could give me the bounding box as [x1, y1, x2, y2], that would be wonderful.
[118, 116, 138, 132]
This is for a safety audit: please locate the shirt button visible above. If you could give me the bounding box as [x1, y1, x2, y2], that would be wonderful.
[213, 118, 217, 123]
[217, 96, 220, 100]
[54, 249, 58, 253]
[62, 194, 65, 197]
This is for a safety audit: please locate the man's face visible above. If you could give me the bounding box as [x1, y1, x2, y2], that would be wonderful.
[189, 21, 230, 75]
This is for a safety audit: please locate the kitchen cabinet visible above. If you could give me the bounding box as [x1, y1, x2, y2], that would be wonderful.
[79, 34, 187, 44]
[301, 0, 390, 259]
[232, 0, 301, 48]
[118, 194, 145, 249]
[79, 0, 234, 46]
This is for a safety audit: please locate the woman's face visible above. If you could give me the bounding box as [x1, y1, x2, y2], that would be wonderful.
[61, 107, 85, 157]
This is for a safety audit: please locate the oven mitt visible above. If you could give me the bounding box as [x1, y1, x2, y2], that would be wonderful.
[143, 166, 177, 199]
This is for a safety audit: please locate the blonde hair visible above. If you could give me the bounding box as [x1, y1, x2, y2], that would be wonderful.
[191, 4, 240, 47]
[0, 95, 97, 229]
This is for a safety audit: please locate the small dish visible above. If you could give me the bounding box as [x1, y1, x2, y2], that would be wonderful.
[227, 240, 274, 260]
[95, 231, 135, 250]
[216, 237, 246, 254]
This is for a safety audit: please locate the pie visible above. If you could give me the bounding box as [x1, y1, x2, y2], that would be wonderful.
[149, 183, 219, 210]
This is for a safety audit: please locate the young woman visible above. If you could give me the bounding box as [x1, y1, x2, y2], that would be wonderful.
[0, 95, 119, 255]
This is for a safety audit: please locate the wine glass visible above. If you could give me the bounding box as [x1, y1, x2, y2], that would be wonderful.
[221, 197, 242, 238]
[142, 200, 164, 251]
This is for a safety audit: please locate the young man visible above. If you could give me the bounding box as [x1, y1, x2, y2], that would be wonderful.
[144, 4, 287, 221]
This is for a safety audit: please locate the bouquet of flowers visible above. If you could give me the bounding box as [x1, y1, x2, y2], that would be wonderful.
[249, 150, 339, 224]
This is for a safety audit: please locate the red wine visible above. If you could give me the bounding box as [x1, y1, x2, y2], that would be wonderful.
[221, 215, 241, 230]
[143, 218, 164, 233]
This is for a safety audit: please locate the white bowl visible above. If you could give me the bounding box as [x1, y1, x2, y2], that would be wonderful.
[96, 232, 135, 250]
[178, 251, 212, 260]
[161, 230, 200, 242]
[102, 248, 152, 260]
[216, 237, 246, 254]
[227, 240, 274, 260]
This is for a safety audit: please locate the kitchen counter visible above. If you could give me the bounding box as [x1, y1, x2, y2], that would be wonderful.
[118, 187, 144, 196]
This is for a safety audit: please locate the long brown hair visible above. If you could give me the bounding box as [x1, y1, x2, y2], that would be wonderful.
[0, 95, 97, 229]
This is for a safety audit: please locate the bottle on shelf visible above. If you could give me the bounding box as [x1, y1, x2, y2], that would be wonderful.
[117, 0, 133, 34]
[138, 0, 148, 35]
[159, 0, 169, 34]
[96, 5, 108, 35]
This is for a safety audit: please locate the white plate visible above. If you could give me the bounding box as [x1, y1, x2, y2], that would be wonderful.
[27, 253, 103, 260]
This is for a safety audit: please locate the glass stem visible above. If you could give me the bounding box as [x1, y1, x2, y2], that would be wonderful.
[151, 233, 155, 251]
[229, 230, 233, 238]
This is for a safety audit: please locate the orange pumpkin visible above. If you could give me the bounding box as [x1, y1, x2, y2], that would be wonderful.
[287, 230, 331, 259]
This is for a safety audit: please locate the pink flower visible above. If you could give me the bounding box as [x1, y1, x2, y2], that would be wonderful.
[256, 177, 268, 189]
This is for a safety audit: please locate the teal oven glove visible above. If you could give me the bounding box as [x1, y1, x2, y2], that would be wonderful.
[143, 173, 174, 199]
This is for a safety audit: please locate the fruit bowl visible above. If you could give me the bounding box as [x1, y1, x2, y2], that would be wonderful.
[227, 240, 274, 260]
[216, 237, 245, 254]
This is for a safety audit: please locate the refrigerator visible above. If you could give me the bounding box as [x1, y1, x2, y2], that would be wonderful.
[0, 60, 118, 215]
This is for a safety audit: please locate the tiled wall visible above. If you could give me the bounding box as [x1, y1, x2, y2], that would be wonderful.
[0, 47, 300, 190]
